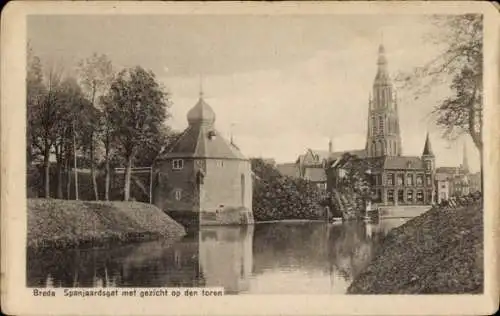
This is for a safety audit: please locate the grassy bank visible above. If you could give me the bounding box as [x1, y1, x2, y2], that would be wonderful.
[347, 202, 483, 294]
[28, 199, 186, 250]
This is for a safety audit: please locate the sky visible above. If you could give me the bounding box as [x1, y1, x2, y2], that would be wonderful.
[28, 14, 481, 172]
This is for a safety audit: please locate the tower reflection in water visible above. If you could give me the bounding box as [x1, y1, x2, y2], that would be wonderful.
[27, 220, 404, 294]
[199, 226, 254, 294]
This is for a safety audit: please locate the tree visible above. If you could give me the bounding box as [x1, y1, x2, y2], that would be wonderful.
[104, 66, 171, 201]
[26, 46, 45, 166]
[26, 46, 46, 196]
[325, 153, 380, 220]
[398, 14, 483, 187]
[53, 76, 93, 199]
[251, 158, 324, 221]
[77, 53, 114, 200]
[37, 61, 64, 198]
[134, 127, 181, 167]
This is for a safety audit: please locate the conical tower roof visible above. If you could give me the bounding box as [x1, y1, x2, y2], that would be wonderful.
[422, 132, 434, 156]
[374, 44, 391, 86]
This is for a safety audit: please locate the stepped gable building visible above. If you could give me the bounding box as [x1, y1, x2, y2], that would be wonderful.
[323, 44, 436, 205]
[154, 90, 253, 226]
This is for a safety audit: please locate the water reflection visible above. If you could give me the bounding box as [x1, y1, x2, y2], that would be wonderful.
[27, 219, 406, 294]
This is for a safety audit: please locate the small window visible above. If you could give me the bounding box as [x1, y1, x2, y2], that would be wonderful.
[387, 190, 394, 201]
[406, 174, 413, 186]
[387, 173, 394, 186]
[426, 175, 432, 186]
[397, 174, 404, 186]
[416, 190, 424, 202]
[216, 160, 224, 167]
[172, 159, 184, 170]
[407, 190, 414, 202]
[174, 189, 182, 201]
[416, 175, 424, 186]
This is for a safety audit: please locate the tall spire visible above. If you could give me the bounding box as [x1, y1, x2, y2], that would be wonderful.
[462, 141, 470, 173]
[374, 44, 390, 86]
[422, 132, 434, 156]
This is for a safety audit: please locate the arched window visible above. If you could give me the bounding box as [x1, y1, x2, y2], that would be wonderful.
[372, 117, 377, 135]
[378, 116, 384, 134]
[416, 190, 424, 203]
[406, 174, 414, 186]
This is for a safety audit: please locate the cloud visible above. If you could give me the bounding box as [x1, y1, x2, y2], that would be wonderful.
[28, 14, 480, 171]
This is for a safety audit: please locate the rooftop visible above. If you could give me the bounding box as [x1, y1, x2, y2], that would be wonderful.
[162, 95, 247, 160]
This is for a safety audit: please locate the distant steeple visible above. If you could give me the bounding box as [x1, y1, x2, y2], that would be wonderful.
[422, 132, 434, 156]
[462, 142, 470, 173]
[328, 138, 333, 153]
[366, 44, 401, 157]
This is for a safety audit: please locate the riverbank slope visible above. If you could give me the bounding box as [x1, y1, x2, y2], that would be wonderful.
[28, 199, 186, 249]
[348, 202, 483, 294]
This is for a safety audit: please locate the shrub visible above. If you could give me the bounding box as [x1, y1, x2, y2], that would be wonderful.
[251, 159, 325, 221]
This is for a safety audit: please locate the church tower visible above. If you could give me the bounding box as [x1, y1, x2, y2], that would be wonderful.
[366, 44, 402, 157]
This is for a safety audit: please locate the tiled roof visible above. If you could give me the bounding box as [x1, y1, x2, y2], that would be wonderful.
[329, 149, 367, 160]
[163, 124, 246, 160]
[383, 156, 425, 170]
[436, 167, 460, 174]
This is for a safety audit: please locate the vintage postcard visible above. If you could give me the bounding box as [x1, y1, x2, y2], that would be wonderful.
[1, 1, 499, 315]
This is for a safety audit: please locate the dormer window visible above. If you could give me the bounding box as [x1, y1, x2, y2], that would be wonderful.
[208, 130, 217, 140]
[172, 159, 184, 170]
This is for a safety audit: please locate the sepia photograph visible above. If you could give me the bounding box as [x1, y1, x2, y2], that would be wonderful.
[1, 1, 499, 315]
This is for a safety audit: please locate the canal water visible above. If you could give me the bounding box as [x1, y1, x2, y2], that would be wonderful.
[27, 218, 409, 294]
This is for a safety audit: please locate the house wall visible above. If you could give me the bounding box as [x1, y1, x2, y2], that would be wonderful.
[201, 159, 252, 212]
[154, 157, 253, 226]
[154, 158, 199, 212]
[436, 180, 449, 203]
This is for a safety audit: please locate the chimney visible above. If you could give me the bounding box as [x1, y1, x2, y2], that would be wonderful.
[328, 138, 333, 154]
